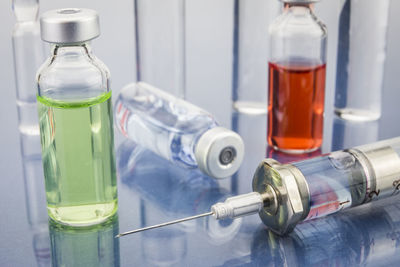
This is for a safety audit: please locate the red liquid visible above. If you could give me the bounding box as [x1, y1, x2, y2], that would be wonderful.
[268, 62, 326, 153]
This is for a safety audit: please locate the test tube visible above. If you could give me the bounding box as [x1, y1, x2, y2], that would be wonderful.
[334, 0, 390, 121]
[13, 2, 49, 248]
[134, 0, 186, 98]
[12, 0, 45, 145]
[232, 0, 280, 114]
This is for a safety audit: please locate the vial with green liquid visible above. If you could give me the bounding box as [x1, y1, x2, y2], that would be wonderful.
[37, 8, 118, 226]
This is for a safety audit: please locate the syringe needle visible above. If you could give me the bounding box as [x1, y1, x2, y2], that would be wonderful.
[115, 211, 214, 238]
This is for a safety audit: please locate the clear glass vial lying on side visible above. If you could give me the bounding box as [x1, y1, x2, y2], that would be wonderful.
[268, 0, 327, 153]
[115, 82, 245, 179]
[37, 8, 118, 226]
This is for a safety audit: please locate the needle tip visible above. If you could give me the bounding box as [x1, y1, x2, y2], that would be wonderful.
[115, 234, 122, 238]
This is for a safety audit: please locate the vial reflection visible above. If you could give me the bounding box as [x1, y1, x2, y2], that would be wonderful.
[231, 111, 267, 193]
[331, 115, 379, 151]
[48, 216, 120, 267]
[266, 145, 322, 164]
[142, 226, 187, 266]
[117, 140, 242, 243]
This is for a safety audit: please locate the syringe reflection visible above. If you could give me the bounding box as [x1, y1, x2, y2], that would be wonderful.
[217, 195, 400, 266]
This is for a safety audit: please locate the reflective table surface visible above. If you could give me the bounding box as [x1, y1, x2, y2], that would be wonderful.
[2, 107, 400, 266]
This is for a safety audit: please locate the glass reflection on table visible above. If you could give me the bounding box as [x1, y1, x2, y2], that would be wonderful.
[331, 115, 380, 151]
[18, 122, 50, 267]
[49, 215, 120, 267]
[249, 194, 400, 267]
[117, 140, 243, 265]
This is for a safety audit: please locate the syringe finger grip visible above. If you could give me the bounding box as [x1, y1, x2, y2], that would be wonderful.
[211, 192, 263, 220]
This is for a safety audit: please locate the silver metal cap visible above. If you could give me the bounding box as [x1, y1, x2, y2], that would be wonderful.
[195, 127, 244, 179]
[40, 8, 100, 44]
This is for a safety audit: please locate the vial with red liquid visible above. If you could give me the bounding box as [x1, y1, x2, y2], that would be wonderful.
[268, 0, 327, 153]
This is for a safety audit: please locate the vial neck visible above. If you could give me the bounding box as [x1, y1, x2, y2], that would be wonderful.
[51, 42, 92, 57]
[284, 3, 314, 12]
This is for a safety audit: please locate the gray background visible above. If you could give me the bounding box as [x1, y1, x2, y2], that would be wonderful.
[1, 0, 400, 144]
[1, 0, 400, 265]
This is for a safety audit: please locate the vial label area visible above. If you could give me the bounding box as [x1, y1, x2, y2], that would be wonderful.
[268, 61, 326, 153]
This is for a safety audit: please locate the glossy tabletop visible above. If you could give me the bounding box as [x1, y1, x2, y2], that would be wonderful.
[2, 1, 400, 264]
[2, 103, 400, 266]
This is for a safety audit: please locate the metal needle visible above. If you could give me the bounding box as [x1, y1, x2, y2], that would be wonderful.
[115, 211, 214, 238]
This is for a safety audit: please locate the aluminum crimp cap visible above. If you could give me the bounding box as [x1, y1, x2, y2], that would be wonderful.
[40, 8, 100, 44]
[195, 127, 244, 179]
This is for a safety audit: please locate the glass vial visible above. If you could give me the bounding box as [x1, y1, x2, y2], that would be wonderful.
[334, 0, 390, 121]
[37, 9, 118, 226]
[232, 0, 280, 114]
[134, 0, 186, 98]
[12, 0, 45, 154]
[115, 82, 244, 178]
[268, 0, 327, 153]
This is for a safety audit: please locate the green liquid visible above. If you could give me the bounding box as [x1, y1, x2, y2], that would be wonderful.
[37, 91, 118, 226]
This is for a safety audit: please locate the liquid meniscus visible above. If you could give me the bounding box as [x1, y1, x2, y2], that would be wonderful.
[37, 91, 118, 226]
[268, 61, 326, 153]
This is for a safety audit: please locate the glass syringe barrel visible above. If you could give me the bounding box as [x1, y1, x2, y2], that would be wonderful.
[115, 82, 244, 178]
[252, 137, 400, 235]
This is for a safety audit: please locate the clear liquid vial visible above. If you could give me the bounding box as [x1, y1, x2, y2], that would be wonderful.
[115, 82, 244, 178]
[268, 0, 327, 153]
[37, 9, 118, 226]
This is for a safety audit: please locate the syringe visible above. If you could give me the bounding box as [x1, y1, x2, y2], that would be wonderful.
[117, 137, 400, 237]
